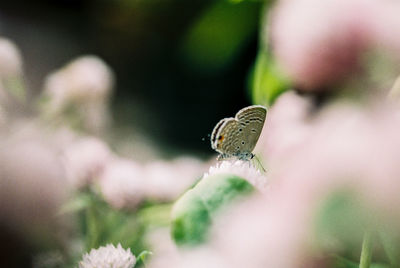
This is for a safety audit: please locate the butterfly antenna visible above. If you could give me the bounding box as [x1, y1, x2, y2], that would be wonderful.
[254, 155, 266, 173]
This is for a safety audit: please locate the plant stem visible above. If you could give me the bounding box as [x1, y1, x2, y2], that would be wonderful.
[359, 230, 372, 268]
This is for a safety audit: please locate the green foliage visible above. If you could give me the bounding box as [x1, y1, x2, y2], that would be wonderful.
[136, 250, 153, 267]
[333, 255, 359, 268]
[171, 191, 211, 245]
[314, 190, 371, 251]
[379, 230, 400, 267]
[249, 49, 291, 106]
[63, 191, 148, 266]
[180, 0, 261, 73]
[171, 174, 254, 246]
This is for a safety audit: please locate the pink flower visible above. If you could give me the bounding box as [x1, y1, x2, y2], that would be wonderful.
[61, 136, 112, 189]
[212, 195, 312, 268]
[42, 56, 114, 133]
[143, 157, 205, 201]
[43, 56, 113, 107]
[255, 90, 313, 169]
[0, 130, 68, 235]
[98, 158, 145, 209]
[0, 37, 23, 79]
[270, 0, 400, 90]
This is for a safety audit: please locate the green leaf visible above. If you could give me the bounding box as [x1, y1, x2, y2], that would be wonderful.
[171, 174, 254, 246]
[171, 190, 211, 246]
[249, 49, 291, 106]
[136, 250, 153, 266]
[58, 192, 92, 215]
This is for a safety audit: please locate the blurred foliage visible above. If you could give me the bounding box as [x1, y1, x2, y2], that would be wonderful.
[171, 173, 254, 246]
[312, 190, 400, 267]
[249, 49, 291, 106]
[61, 191, 160, 267]
[180, 0, 261, 74]
[314, 190, 371, 253]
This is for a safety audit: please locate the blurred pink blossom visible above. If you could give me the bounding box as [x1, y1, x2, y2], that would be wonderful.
[0, 37, 23, 79]
[42, 55, 114, 133]
[61, 136, 112, 189]
[146, 228, 181, 268]
[255, 90, 313, 169]
[212, 195, 312, 268]
[261, 96, 400, 216]
[143, 157, 205, 201]
[0, 131, 68, 236]
[274, 103, 400, 221]
[0, 38, 24, 113]
[98, 157, 205, 208]
[270, 0, 400, 90]
[98, 158, 145, 209]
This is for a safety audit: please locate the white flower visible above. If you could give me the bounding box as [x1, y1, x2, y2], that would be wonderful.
[79, 244, 136, 268]
[204, 160, 268, 193]
[0, 37, 23, 79]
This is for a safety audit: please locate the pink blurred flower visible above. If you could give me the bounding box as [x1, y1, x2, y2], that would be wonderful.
[44, 56, 113, 106]
[98, 158, 145, 209]
[276, 103, 400, 221]
[143, 157, 205, 201]
[270, 0, 400, 90]
[61, 136, 112, 189]
[0, 131, 68, 236]
[262, 97, 400, 216]
[146, 228, 181, 268]
[0, 37, 23, 79]
[255, 90, 313, 169]
[42, 56, 114, 133]
[98, 156, 205, 208]
[212, 195, 312, 268]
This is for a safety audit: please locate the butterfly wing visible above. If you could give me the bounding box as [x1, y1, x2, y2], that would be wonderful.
[211, 118, 229, 150]
[211, 118, 239, 156]
[234, 105, 267, 153]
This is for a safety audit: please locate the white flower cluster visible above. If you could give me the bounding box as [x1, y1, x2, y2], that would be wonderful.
[79, 244, 136, 268]
[204, 160, 268, 193]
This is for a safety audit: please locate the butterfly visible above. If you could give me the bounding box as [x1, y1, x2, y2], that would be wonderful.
[210, 105, 267, 161]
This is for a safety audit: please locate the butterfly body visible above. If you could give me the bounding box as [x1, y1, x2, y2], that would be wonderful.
[211, 105, 267, 161]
